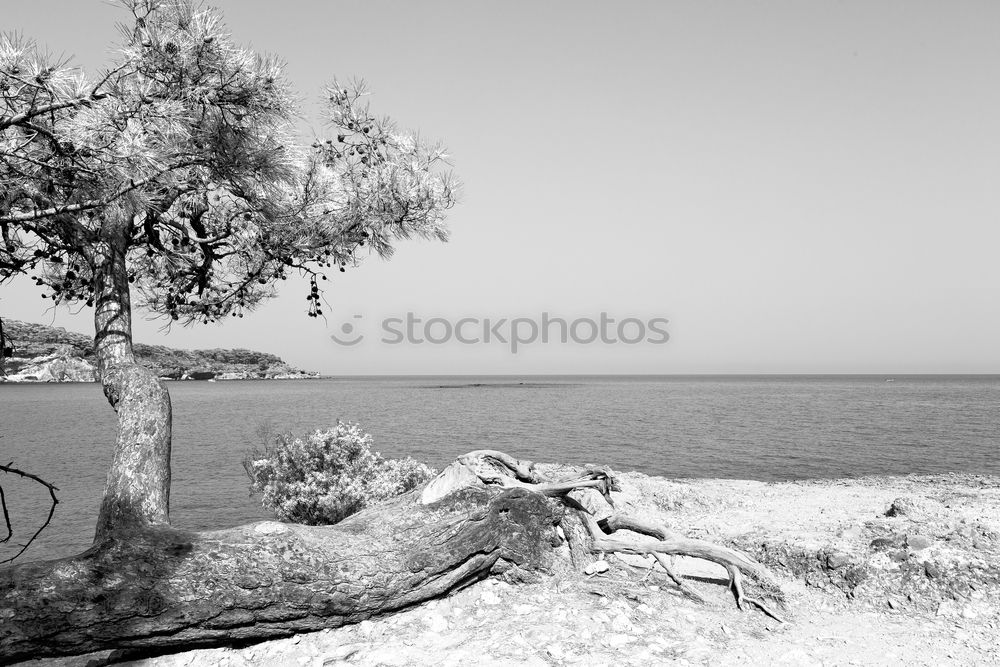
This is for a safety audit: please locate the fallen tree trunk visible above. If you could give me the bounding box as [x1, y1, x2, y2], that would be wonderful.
[0, 486, 557, 662]
[0, 451, 784, 663]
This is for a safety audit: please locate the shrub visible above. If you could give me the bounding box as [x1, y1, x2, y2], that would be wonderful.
[243, 421, 436, 525]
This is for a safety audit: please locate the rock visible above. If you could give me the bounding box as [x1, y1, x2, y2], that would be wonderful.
[584, 560, 610, 576]
[936, 600, 957, 619]
[889, 549, 909, 562]
[616, 553, 656, 569]
[907, 535, 932, 551]
[323, 644, 364, 663]
[610, 612, 635, 633]
[826, 551, 851, 570]
[870, 535, 904, 550]
[924, 562, 942, 579]
[253, 521, 288, 535]
[479, 589, 501, 606]
[1, 347, 97, 382]
[885, 496, 921, 517]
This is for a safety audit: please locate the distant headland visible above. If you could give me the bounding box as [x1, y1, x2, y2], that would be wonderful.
[0, 319, 318, 383]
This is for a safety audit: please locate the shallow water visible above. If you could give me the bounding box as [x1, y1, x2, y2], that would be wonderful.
[1, 375, 998, 562]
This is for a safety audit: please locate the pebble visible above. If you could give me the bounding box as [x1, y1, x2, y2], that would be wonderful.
[584, 560, 610, 576]
[611, 612, 635, 633]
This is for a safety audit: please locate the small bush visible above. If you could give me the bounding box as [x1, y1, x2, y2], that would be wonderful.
[243, 421, 436, 525]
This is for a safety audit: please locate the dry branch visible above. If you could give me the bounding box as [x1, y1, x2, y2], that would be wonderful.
[0, 460, 60, 564]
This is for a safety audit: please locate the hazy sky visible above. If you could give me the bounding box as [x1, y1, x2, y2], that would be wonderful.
[3, 1, 999, 374]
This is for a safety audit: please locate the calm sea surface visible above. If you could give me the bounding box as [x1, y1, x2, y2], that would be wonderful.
[1, 375, 998, 563]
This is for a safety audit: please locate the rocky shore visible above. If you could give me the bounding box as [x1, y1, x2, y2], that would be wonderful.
[0, 319, 318, 382]
[22, 470, 1000, 666]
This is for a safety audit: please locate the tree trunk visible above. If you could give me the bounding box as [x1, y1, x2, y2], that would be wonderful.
[0, 487, 558, 662]
[0, 450, 786, 662]
[0, 315, 7, 376]
[89, 223, 172, 541]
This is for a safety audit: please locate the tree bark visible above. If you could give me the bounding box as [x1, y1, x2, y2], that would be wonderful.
[88, 221, 172, 541]
[0, 487, 558, 662]
[0, 315, 7, 376]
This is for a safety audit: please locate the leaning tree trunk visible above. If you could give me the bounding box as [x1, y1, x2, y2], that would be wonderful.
[89, 223, 172, 541]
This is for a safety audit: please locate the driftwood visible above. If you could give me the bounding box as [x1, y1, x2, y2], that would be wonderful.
[0, 450, 783, 662]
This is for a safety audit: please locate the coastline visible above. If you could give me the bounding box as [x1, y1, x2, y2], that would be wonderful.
[0, 374, 322, 384]
[0, 319, 319, 383]
[22, 469, 999, 666]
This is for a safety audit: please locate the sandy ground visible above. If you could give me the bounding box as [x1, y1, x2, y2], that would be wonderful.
[25, 471, 1000, 666]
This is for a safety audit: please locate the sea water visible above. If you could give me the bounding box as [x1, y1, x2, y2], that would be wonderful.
[1, 375, 997, 562]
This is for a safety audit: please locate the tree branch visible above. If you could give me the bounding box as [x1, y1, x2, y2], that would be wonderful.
[0, 161, 201, 224]
[0, 460, 60, 564]
[0, 95, 104, 133]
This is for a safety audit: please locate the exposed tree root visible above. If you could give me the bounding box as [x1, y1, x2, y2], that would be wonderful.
[728, 564, 786, 623]
[653, 553, 708, 603]
[422, 451, 786, 620]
